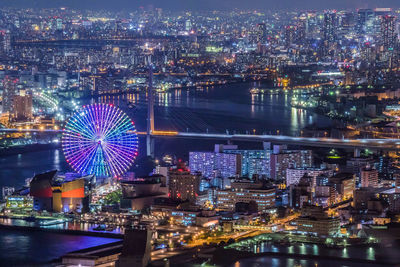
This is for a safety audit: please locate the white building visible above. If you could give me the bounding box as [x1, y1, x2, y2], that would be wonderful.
[286, 167, 333, 187]
[216, 188, 275, 212]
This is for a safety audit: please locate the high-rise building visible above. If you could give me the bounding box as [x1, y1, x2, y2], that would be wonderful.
[223, 149, 270, 178]
[185, 20, 192, 32]
[12, 90, 33, 121]
[270, 149, 313, 180]
[1, 30, 11, 53]
[56, 18, 63, 30]
[2, 75, 18, 114]
[189, 151, 241, 179]
[357, 9, 374, 34]
[286, 167, 334, 187]
[380, 15, 397, 51]
[360, 167, 379, 188]
[285, 25, 296, 48]
[189, 152, 216, 178]
[323, 11, 338, 44]
[256, 23, 267, 44]
[340, 12, 355, 35]
[168, 162, 201, 203]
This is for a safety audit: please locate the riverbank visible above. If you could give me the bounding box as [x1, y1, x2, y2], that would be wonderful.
[0, 223, 123, 239]
[94, 78, 273, 96]
[212, 247, 397, 266]
[0, 143, 60, 157]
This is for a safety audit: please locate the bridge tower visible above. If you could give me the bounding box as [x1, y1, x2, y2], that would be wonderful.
[146, 63, 155, 158]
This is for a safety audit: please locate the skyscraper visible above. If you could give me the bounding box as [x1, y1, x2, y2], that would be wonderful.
[256, 23, 267, 44]
[323, 11, 338, 45]
[2, 75, 18, 114]
[285, 25, 296, 48]
[357, 9, 374, 34]
[380, 15, 397, 51]
[2, 30, 11, 53]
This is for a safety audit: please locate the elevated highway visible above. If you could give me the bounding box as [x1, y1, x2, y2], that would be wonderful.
[2, 128, 400, 150]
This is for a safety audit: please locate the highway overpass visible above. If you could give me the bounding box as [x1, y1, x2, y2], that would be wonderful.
[2, 128, 400, 151]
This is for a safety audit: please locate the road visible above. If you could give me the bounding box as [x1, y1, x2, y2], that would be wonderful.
[148, 131, 400, 151]
[2, 128, 400, 150]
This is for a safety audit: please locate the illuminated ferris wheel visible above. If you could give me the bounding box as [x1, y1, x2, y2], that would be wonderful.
[62, 103, 139, 177]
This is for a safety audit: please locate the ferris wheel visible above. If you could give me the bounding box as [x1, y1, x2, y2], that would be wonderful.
[62, 103, 139, 177]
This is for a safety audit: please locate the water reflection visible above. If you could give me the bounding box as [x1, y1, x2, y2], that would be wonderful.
[0, 229, 119, 264]
[367, 247, 375, 260]
[90, 82, 331, 136]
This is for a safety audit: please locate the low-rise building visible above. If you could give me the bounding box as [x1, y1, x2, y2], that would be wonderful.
[286, 167, 333, 187]
[216, 187, 275, 212]
[294, 205, 340, 236]
[329, 173, 356, 201]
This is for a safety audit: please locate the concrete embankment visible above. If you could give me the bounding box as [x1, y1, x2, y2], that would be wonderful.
[0, 224, 123, 239]
[212, 248, 398, 266]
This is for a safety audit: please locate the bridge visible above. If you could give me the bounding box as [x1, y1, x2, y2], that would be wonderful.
[147, 131, 400, 151]
[1, 128, 400, 151]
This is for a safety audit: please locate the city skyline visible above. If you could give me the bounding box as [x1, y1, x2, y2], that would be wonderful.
[2, 0, 400, 11]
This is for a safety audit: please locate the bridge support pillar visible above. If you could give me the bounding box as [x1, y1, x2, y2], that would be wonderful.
[354, 148, 361, 158]
[146, 61, 155, 158]
[146, 134, 154, 158]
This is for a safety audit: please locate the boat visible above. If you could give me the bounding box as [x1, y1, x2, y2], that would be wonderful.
[105, 225, 116, 231]
[93, 225, 106, 231]
[250, 88, 260, 94]
[24, 216, 36, 222]
[278, 239, 291, 247]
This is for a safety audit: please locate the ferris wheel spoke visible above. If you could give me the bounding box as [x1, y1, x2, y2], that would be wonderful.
[106, 120, 134, 140]
[103, 106, 124, 139]
[103, 143, 136, 164]
[66, 145, 98, 174]
[77, 145, 99, 173]
[105, 141, 138, 155]
[101, 104, 116, 138]
[69, 115, 95, 139]
[102, 143, 134, 174]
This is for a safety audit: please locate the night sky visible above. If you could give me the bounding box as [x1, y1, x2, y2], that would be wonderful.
[1, 0, 400, 11]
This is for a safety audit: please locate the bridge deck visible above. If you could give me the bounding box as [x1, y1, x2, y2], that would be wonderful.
[1, 128, 399, 150]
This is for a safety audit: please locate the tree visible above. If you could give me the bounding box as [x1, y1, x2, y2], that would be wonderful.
[102, 189, 122, 205]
